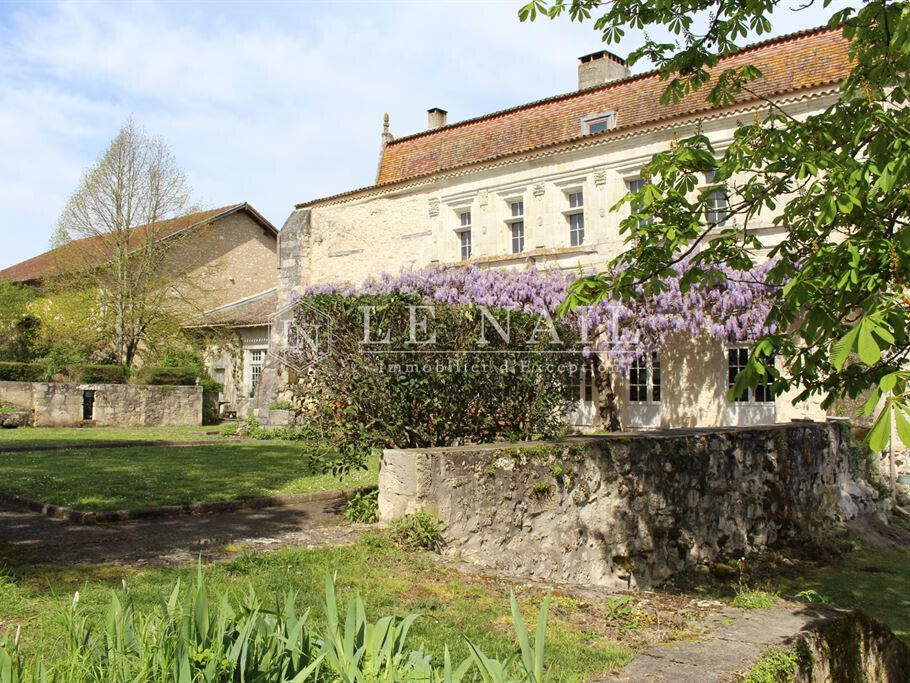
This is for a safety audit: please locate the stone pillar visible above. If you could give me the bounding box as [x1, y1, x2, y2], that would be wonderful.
[254, 208, 312, 424]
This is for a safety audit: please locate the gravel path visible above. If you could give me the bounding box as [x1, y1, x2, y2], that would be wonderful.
[0, 497, 364, 567]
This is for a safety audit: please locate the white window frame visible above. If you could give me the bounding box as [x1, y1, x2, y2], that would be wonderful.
[703, 170, 729, 227]
[629, 351, 661, 404]
[567, 360, 596, 426]
[563, 188, 585, 246]
[580, 111, 616, 135]
[727, 345, 775, 404]
[505, 197, 525, 254]
[246, 347, 267, 395]
[455, 208, 472, 261]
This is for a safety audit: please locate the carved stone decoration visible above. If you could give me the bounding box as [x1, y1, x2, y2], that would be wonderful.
[533, 183, 545, 198]
[381, 113, 394, 146]
[428, 198, 439, 218]
[593, 169, 606, 187]
[479, 192, 488, 208]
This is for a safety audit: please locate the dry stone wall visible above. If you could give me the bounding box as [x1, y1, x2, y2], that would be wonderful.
[379, 421, 881, 588]
[0, 381, 202, 427]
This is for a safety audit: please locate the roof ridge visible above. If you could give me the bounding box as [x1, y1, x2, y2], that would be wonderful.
[384, 24, 839, 148]
[0, 202, 270, 282]
[296, 81, 842, 209]
[200, 287, 278, 315]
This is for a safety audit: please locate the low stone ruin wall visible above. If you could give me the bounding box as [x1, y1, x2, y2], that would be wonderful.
[0, 381, 203, 427]
[379, 421, 880, 589]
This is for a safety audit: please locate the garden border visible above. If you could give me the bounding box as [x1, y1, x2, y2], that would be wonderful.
[0, 486, 376, 525]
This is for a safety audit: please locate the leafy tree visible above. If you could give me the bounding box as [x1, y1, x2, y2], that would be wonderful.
[28, 286, 101, 361]
[51, 119, 214, 367]
[0, 282, 41, 361]
[522, 2, 910, 462]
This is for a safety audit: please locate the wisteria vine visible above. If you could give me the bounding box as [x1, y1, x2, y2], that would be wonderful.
[297, 262, 776, 368]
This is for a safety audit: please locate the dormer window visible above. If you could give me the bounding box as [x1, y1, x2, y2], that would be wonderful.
[581, 111, 616, 135]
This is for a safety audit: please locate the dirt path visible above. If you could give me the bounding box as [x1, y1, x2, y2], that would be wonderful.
[0, 498, 364, 567]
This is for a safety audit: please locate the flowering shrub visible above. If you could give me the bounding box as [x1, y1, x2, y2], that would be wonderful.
[284, 264, 774, 465]
[301, 262, 775, 369]
[286, 292, 583, 472]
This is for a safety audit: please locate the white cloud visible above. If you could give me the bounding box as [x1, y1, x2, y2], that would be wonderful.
[0, 0, 849, 268]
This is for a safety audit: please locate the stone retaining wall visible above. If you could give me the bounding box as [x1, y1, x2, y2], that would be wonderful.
[0, 381, 202, 427]
[379, 421, 880, 588]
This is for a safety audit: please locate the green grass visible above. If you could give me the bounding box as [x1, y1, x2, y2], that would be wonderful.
[775, 546, 910, 644]
[0, 443, 378, 511]
[0, 540, 633, 681]
[732, 588, 778, 610]
[743, 645, 804, 683]
[0, 425, 221, 446]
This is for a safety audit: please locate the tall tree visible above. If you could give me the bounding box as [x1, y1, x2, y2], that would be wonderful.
[523, 1, 910, 457]
[52, 119, 200, 367]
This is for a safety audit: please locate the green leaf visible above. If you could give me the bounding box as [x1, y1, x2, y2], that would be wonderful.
[831, 324, 860, 370]
[895, 407, 910, 448]
[879, 373, 897, 393]
[533, 592, 551, 682]
[510, 591, 533, 680]
[862, 387, 882, 416]
[856, 319, 882, 366]
[868, 404, 891, 452]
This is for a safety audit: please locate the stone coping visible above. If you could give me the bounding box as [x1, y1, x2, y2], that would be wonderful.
[389, 419, 842, 455]
[0, 486, 375, 525]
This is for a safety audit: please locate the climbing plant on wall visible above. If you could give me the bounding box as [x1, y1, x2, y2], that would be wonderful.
[287, 264, 774, 451]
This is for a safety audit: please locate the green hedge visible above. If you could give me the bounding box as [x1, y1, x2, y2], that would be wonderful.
[133, 365, 198, 386]
[67, 364, 128, 384]
[0, 362, 45, 382]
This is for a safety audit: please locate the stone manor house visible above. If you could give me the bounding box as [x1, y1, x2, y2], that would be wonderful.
[206, 26, 849, 430]
[2, 26, 853, 431]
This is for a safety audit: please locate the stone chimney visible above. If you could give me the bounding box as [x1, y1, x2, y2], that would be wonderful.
[578, 50, 630, 90]
[427, 107, 448, 130]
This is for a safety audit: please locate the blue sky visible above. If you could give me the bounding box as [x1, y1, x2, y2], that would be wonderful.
[0, 0, 850, 270]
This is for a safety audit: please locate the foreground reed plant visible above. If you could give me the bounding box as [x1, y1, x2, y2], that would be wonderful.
[0, 567, 551, 682]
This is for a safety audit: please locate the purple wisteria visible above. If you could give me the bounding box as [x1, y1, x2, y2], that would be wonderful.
[297, 262, 776, 368]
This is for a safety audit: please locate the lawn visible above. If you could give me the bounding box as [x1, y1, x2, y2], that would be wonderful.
[0, 539, 634, 681]
[773, 545, 910, 644]
[673, 541, 910, 646]
[0, 442, 379, 510]
[0, 424, 221, 447]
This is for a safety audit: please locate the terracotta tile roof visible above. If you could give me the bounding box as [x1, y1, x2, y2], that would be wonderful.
[188, 288, 277, 328]
[0, 203, 277, 283]
[299, 26, 850, 207]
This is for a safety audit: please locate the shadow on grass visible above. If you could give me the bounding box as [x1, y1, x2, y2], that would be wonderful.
[663, 532, 910, 646]
[0, 443, 378, 511]
[0, 494, 351, 567]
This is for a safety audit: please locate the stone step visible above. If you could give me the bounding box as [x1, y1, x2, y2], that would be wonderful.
[603, 604, 910, 682]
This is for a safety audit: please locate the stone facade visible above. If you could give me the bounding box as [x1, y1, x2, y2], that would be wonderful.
[379, 421, 880, 588]
[180, 210, 279, 311]
[270, 82, 839, 431]
[0, 381, 203, 427]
